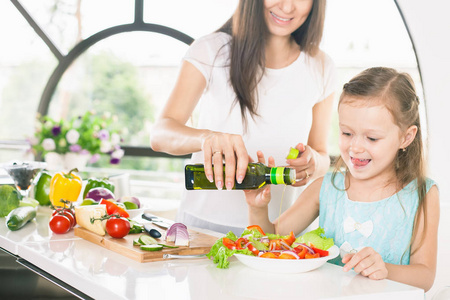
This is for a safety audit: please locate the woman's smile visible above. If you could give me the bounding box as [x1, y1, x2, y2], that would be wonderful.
[270, 11, 294, 24]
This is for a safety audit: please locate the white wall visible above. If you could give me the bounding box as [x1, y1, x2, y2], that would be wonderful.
[396, 0, 450, 203]
[396, 2, 450, 298]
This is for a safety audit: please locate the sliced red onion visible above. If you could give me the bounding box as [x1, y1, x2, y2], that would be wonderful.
[166, 223, 189, 246]
[259, 236, 270, 244]
[280, 240, 293, 250]
[297, 243, 315, 254]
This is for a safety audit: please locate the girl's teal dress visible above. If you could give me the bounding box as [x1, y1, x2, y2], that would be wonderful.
[319, 172, 436, 266]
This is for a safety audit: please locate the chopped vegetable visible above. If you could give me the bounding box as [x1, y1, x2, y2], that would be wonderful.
[166, 223, 189, 246]
[207, 226, 334, 269]
[292, 227, 334, 250]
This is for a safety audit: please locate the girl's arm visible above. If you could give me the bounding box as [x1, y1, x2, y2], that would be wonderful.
[287, 93, 334, 186]
[150, 61, 249, 189]
[246, 151, 322, 235]
[342, 185, 440, 291]
[387, 184, 440, 291]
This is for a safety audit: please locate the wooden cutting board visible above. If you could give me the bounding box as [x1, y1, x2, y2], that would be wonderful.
[74, 223, 218, 263]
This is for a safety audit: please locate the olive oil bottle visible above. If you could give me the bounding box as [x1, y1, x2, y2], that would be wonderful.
[185, 163, 296, 190]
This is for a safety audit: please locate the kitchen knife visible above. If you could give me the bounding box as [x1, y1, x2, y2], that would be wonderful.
[163, 254, 206, 259]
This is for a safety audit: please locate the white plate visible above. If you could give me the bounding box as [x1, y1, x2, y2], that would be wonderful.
[234, 245, 339, 274]
[125, 203, 151, 219]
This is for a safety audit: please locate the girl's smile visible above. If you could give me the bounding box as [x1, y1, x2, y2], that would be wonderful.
[338, 101, 404, 181]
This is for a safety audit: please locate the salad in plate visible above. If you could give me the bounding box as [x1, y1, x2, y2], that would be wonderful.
[207, 225, 334, 269]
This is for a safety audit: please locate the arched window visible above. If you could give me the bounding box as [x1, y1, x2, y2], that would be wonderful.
[0, 0, 424, 203]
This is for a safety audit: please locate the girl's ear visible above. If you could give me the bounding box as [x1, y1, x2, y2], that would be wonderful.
[400, 125, 418, 149]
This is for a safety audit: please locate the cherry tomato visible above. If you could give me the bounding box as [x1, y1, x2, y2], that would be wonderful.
[49, 214, 71, 234]
[62, 211, 76, 228]
[222, 237, 236, 250]
[105, 216, 130, 238]
[52, 209, 76, 228]
[246, 225, 266, 236]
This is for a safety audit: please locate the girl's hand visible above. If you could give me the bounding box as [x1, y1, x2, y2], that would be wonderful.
[201, 132, 249, 190]
[286, 143, 317, 187]
[244, 151, 274, 208]
[342, 247, 388, 280]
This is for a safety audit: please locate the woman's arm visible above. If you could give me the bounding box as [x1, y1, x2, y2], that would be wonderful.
[150, 60, 209, 155]
[246, 152, 322, 236]
[150, 61, 249, 189]
[287, 93, 335, 186]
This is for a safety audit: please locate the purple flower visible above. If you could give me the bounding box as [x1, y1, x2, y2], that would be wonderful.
[69, 144, 82, 152]
[110, 157, 120, 165]
[98, 129, 110, 141]
[51, 126, 61, 136]
[89, 153, 100, 164]
[80, 149, 90, 155]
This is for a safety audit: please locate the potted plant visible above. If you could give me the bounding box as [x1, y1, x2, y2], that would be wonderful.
[30, 111, 124, 170]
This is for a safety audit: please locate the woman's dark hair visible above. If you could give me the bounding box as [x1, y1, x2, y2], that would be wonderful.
[217, 0, 326, 128]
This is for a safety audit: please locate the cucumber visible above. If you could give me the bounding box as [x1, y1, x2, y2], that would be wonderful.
[6, 206, 36, 231]
[140, 244, 163, 251]
[138, 234, 157, 245]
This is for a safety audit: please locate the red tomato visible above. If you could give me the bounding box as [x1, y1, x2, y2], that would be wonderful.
[260, 252, 278, 259]
[49, 215, 71, 234]
[222, 237, 236, 250]
[246, 225, 265, 236]
[105, 216, 130, 238]
[310, 245, 329, 257]
[282, 231, 296, 246]
[52, 209, 76, 228]
[62, 211, 76, 228]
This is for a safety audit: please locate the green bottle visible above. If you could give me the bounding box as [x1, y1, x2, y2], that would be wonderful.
[185, 163, 296, 190]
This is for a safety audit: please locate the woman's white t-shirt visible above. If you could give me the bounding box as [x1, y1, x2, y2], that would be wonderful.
[178, 32, 337, 232]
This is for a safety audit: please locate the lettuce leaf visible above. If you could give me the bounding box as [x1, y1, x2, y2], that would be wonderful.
[293, 227, 334, 250]
[206, 231, 251, 269]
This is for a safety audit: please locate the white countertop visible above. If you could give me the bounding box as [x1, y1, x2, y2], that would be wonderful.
[0, 206, 424, 300]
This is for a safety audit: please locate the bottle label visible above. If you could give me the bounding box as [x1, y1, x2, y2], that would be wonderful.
[270, 167, 285, 185]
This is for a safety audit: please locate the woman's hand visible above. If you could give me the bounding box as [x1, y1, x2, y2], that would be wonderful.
[201, 131, 249, 190]
[342, 247, 388, 280]
[286, 143, 319, 187]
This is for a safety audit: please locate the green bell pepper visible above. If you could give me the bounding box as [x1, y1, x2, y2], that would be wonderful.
[34, 170, 52, 206]
[82, 177, 115, 199]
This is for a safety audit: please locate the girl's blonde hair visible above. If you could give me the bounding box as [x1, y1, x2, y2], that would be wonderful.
[332, 67, 427, 254]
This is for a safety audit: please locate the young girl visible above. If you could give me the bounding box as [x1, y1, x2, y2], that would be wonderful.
[246, 67, 439, 291]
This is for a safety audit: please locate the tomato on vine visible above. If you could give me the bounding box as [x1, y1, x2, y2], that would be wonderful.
[49, 214, 72, 234]
[105, 215, 130, 238]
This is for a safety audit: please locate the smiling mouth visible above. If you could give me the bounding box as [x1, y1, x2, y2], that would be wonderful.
[351, 157, 371, 167]
[270, 11, 293, 22]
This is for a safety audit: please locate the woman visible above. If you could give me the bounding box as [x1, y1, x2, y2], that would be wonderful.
[151, 0, 336, 234]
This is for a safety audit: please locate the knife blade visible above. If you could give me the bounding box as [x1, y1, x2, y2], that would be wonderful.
[141, 213, 173, 229]
[163, 254, 206, 259]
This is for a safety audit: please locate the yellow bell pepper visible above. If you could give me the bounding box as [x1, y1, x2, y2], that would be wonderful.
[49, 168, 82, 207]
